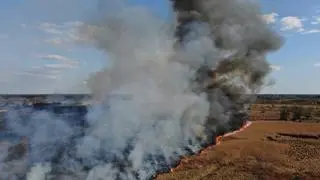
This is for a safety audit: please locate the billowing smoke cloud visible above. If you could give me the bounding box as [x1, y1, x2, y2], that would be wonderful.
[80, 0, 282, 178]
[2, 0, 282, 179]
[170, 0, 283, 136]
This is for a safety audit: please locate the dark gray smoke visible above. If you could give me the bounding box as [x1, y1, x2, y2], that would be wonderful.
[2, 0, 282, 179]
[170, 0, 283, 139]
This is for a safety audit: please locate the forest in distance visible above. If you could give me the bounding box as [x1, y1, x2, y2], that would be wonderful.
[0, 93, 320, 123]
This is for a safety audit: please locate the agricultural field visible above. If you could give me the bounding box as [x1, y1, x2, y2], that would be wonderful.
[156, 121, 320, 180]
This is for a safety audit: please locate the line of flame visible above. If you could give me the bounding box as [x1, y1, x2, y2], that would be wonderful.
[215, 121, 252, 145]
[169, 120, 252, 173]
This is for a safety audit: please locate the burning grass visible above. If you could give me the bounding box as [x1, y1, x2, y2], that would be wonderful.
[156, 121, 320, 180]
[0, 0, 284, 177]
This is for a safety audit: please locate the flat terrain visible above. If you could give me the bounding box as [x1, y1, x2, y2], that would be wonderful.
[156, 121, 320, 180]
[1, 95, 319, 179]
[249, 103, 320, 122]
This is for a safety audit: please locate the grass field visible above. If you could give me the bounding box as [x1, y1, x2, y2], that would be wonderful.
[156, 121, 320, 180]
[249, 103, 320, 122]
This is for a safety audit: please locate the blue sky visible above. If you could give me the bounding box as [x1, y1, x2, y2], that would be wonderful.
[0, 0, 319, 94]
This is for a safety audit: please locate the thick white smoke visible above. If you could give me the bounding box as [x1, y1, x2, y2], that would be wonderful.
[1, 0, 282, 179]
[78, 2, 212, 179]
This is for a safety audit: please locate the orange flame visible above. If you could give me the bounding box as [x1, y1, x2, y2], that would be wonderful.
[169, 121, 252, 173]
[215, 121, 252, 145]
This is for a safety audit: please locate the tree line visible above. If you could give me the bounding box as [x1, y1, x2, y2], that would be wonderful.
[279, 106, 314, 121]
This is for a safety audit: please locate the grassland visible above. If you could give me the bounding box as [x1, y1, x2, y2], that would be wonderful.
[156, 121, 320, 180]
[249, 103, 320, 122]
[156, 97, 320, 179]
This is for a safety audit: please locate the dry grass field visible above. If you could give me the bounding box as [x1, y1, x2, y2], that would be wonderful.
[249, 104, 320, 122]
[156, 121, 320, 180]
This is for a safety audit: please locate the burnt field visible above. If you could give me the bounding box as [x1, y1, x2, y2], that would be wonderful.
[0, 94, 248, 179]
[0, 94, 319, 179]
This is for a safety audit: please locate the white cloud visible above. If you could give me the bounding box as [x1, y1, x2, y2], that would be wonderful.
[39, 21, 85, 46]
[15, 68, 59, 80]
[314, 62, 320, 67]
[280, 16, 305, 32]
[39, 23, 64, 34]
[36, 54, 79, 67]
[44, 38, 65, 45]
[28, 66, 60, 74]
[44, 63, 77, 69]
[292, 16, 320, 34]
[25, 54, 80, 82]
[310, 16, 320, 25]
[25, 54, 79, 80]
[45, 28, 63, 35]
[270, 64, 281, 71]
[13, 58, 79, 85]
[63, 21, 84, 27]
[302, 29, 320, 34]
[261, 12, 279, 24]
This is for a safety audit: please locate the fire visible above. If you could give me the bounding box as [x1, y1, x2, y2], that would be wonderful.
[215, 121, 252, 146]
[169, 121, 252, 173]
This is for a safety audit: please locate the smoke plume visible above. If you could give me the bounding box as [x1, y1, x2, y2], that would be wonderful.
[2, 0, 282, 179]
[80, 0, 282, 178]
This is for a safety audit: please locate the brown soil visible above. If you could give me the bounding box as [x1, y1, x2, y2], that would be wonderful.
[156, 121, 320, 180]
